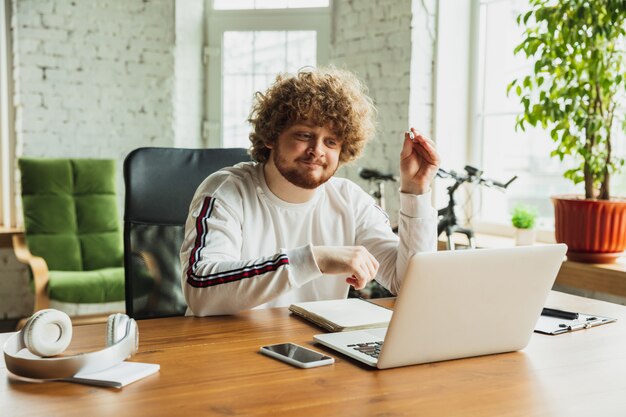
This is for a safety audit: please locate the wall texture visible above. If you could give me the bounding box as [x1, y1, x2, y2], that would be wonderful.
[0, 246, 32, 320]
[331, 0, 437, 226]
[174, 0, 204, 149]
[12, 0, 175, 198]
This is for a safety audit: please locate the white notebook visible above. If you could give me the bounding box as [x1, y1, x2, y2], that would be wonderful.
[289, 298, 392, 332]
[66, 361, 160, 388]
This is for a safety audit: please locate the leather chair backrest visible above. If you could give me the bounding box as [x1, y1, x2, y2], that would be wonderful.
[123, 147, 250, 319]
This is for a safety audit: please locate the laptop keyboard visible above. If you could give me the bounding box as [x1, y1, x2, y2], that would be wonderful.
[348, 341, 384, 359]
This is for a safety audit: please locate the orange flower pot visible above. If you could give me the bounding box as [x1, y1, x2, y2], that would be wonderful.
[552, 195, 626, 263]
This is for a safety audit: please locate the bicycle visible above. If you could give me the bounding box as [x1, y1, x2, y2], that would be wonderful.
[358, 167, 397, 213]
[352, 164, 515, 299]
[437, 165, 517, 250]
[350, 167, 398, 299]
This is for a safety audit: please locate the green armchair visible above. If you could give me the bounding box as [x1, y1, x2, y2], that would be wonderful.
[13, 158, 125, 321]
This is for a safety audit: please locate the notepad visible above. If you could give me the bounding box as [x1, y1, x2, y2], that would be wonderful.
[289, 298, 392, 332]
[65, 361, 160, 388]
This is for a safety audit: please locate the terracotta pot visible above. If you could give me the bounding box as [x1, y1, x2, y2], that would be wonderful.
[552, 195, 626, 263]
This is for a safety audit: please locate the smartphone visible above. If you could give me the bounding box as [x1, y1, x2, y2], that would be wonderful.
[259, 343, 334, 368]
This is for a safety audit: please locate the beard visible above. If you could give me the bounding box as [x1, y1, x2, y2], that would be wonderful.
[273, 149, 337, 189]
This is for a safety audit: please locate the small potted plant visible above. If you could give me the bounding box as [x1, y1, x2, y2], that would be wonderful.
[511, 205, 537, 246]
[509, 0, 626, 263]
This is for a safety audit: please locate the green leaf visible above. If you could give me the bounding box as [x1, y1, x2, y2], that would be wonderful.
[523, 10, 533, 25]
[550, 129, 558, 141]
[507, 80, 518, 96]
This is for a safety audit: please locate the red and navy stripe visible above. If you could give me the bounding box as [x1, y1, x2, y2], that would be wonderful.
[187, 254, 290, 288]
[186, 196, 290, 288]
[186, 196, 216, 279]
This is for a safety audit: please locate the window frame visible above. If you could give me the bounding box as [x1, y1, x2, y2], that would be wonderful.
[0, 0, 17, 229]
[204, 4, 331, 148]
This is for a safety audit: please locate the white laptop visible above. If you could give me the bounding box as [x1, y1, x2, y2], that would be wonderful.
[314, 244, 567, 369]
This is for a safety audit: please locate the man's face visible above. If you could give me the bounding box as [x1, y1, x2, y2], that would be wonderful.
[269, 122, 342, 189]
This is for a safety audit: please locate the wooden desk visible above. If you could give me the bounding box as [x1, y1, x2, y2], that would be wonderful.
[2, 291, 626, 417]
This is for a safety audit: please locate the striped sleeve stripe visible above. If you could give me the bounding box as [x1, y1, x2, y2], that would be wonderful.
[187, 254, 290, 288]
[186, 196, 216, 279]
[185, 195, 290, 288]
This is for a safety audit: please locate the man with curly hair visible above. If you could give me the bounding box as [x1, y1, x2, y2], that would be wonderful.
[180, 67, 440, 316]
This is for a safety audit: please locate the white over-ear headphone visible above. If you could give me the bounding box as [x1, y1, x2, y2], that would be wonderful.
[3, 309, 138, 380]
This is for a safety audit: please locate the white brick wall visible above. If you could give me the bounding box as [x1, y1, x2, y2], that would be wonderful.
[11, 0, 175, 193]
[0, 247, 33, 319]
[3, 0, 176, 319]
[331, 0, 438, 226]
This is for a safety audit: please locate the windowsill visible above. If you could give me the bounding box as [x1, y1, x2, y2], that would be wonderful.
[439, 233, 626, 302]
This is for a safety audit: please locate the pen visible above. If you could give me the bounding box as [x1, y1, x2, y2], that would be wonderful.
[541, 307, 579, 320]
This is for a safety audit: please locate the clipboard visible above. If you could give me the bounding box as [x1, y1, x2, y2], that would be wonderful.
[534, 311, 617, 335]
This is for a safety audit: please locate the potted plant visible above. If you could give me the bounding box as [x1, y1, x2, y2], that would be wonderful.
[509, 0, 626, 263]
[511, 205, 537, 246]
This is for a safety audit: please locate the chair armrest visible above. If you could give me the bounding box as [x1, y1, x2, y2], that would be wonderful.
[12, 233, 50, 311]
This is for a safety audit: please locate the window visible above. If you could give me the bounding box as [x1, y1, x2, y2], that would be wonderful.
[470, 0, 626, 231]
[205, 0, 330, 148]
[472, 0, 576, 230]
[221, 31, 317, 147]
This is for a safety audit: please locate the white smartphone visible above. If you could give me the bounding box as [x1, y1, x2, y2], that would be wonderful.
[259, 343, 334, 368]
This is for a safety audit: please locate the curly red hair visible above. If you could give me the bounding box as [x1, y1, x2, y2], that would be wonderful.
[248, 67, 377, 163]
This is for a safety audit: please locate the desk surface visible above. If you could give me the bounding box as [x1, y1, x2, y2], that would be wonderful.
[2, 291, 626, 417]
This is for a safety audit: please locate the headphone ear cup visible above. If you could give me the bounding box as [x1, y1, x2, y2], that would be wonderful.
[23, 309, 72, 357]
[106, 313, 129, 346]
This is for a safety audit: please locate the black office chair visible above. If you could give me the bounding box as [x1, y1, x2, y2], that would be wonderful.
[123, 147, 251, 319]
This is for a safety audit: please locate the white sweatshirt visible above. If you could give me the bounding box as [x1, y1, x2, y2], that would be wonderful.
[180, 162, 437, 316]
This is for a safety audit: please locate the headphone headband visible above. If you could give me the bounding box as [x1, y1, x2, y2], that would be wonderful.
[3, 312, 138, 380]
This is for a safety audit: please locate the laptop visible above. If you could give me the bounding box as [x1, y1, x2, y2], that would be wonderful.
[314, 244, 567, 369]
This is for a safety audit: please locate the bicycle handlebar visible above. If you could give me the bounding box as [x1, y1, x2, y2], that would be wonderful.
[436, 165, 516, 190]
[359, 168, 397, 182]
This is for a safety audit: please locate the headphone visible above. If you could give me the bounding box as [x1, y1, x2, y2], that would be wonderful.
[3, 309, 138, 380]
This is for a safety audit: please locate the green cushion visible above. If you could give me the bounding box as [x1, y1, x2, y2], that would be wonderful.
[48, 267, 125, 303]
[81, 232, 123, 270]
[20, 159, 72, 196]
[19, 158, 122, 272]
[75, 195, 119, 232]
[26, 234, 82, 271]
[22, 195, 77, 234]
[73, 159, 116, 195]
